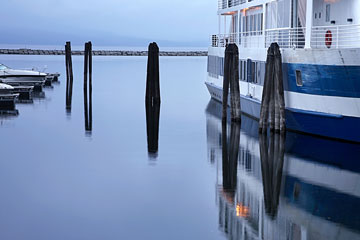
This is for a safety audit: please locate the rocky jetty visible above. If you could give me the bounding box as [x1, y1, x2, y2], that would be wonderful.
[0, 49, 207, 56]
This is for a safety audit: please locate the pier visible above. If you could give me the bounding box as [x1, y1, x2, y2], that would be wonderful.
[0, 48, 207, 57]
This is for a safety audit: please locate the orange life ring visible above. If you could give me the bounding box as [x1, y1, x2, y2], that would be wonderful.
[325, 30, 332, 48]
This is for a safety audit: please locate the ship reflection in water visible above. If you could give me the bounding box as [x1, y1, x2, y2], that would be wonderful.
[206, 99, 360, 240]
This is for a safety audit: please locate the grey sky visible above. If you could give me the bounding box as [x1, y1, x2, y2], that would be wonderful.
[1, 0, 217, 46]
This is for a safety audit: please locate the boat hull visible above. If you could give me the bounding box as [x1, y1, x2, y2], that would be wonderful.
[205, 82, 360, 142]
[0, 75, 45, 86]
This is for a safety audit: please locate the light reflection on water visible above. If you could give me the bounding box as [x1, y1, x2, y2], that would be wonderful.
[206, 99, 360, 240]
[0, 55, 358, 239]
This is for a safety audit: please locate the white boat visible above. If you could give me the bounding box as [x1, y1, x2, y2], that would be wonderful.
[0, 63, 46, 86]
[205, 0, 360, 142]
[0, 83, 15, 94]
[0, 83, 19, 112]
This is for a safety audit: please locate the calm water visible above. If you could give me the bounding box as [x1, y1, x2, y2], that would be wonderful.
[0, 55, 359, 240]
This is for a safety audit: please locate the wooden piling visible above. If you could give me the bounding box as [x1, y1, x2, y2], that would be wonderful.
[84, 41, 92, 132]
[145, 42, 161, 155]
[65, 41, 74, 110]
[259, 43, 285, 133]
[222, 43, 241, 122]
[89, 42, 93, 132]
[146, 42, 160, 103]
[273, 44, 286, 132]
[146, 100, 160, 154]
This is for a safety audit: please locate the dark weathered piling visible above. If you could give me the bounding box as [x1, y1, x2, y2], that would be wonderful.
[65, 41, 74, 111]
[146, 100, 160, 154]
[222, 44, 241, 122]
[274, 45, 286, 132]
[145, 42, 160, 103]
[84, 41, 93, 132]
[259, 43, 286, 133]
[145, 42, 161, 156]
[222, 120, 241, 195]
[259, 132, 285, 218]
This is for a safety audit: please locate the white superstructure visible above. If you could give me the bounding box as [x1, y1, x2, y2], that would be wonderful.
[206, 0, 360, 142]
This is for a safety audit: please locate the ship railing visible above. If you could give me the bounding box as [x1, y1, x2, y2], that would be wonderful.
[311, 24, 360, 49]
[218, 0, 243, 10]
[211, 31, 264, 48]
[211, 33, 238, 47]
[265, 27, 306, 49]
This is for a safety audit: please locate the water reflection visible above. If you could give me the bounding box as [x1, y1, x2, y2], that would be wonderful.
[206, 99, 360, 240]
[32, 90, 46, 100]
[145, 100, 160, 158]
[259, 132, 285, 218]
[222, 121, 240, 200]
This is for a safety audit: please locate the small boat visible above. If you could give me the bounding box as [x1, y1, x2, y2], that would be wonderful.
[0, 83, 19, 113]
[0, 63, 46, 86]
[0, 83, 15, 94]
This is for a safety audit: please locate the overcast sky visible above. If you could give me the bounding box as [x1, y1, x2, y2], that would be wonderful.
[1, 0, 218, 46]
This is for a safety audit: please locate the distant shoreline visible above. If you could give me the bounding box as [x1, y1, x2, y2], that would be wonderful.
[0, 48, 207, 56]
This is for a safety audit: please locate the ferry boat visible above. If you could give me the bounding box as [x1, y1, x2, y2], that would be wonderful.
[205, 100, 360, 240]
[205, 0, 360, 142]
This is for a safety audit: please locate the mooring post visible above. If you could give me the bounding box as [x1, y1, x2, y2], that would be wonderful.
[83, 41, 92, 132]
[84, 42, 89, 130]
[88, 42, 93, 131]
[268, 58, 276, 131]
[259, 44, 275, 133]
[273, 43, 286, 132]
[65, 42, 69, 107]
[146, 42, 160, 103]
[145, 42, 161, 155]
[146, 100, 160, 154]
[222, 43, 241, 122]
[65, 41, 74, 110]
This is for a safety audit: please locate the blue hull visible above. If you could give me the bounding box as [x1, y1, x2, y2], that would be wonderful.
[285, 175, 360, 232]
[206, 83, 360, 143]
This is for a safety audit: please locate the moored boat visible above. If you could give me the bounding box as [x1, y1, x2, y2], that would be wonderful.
[0, 63, 46, 86]
[0, 83, 19, 113]
[206, 0, 360, 142]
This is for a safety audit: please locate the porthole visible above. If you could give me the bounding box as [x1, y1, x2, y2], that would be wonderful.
[296, 70, 303, 86]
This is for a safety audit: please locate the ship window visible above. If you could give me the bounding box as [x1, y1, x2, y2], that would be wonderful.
[239, 61, 242, 80]
[315, 13, 317, 19]
[239, 16, 242, 44]
[257, 62, 261, 84]
[326, 4, 330, 22]
[244, 61, 247, 81]
[246, 16, 249, 35]
[253, 14, 257, 35]
[252, 62, 256, 83]
[296, 70, 303, 86]
[240, 61, 244, 81]
[319, 12, 321, 19]
[0, 64, 9, 70]
[243, 16, 246, 35]
[243, 61, 246, 81]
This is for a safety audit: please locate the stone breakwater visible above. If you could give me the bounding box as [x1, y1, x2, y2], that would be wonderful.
[0, 49, 207, 56]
